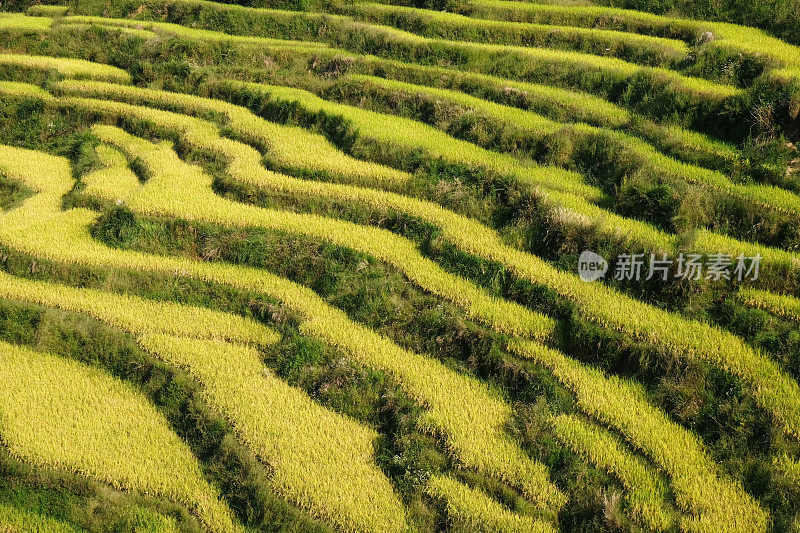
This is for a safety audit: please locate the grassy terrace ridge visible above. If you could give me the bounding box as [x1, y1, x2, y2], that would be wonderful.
[59, 15, 329, 49]
[0, 340, 241, 533]
[339, 74, 800, 223]
[345, 2, 691, 67]
[0, 141, 568, 518]
[458, 0, 800, 82]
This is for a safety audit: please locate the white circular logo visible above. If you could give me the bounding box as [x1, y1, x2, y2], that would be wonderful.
[578, 250, 608, 282]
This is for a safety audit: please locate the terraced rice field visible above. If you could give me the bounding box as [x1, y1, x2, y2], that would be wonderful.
[0, 0, 800, 531]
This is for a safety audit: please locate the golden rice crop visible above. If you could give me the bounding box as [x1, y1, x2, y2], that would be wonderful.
[353, 74, 800, 219]
[424, 475, 557, 533]
[0, 141, 565, 516]
[25, 5, 69, 17]
[0, 340, 241, 533]
[0, 53, 130, 83]
[550, 414, 675, 531]
[357, 56, 633, 128]
[56, 79, 598, 200]
[0, 272, 407, 532]
[138, 334, 408, 533]
[0, 13, 52, 32]
[20, 82, 800, 443]
[62, 81, 411, 189]
[512, 340, 769, 532]
[0, 80, 51, 98]
[0, 504, 83, 533]
[773, 454, 800, 488]
[81, 144, 143, 202]
[0, 269, 279, 347]
[354, 2, 690, 64]
[736, 287, 800, 323]
[466, 0, 800, 84]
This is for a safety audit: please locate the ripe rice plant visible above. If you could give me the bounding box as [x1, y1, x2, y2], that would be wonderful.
[346, 64, 739, 170]
[18, 84, 799, 443]
[0, 141, 566, 517]
[25, 6, 69, 17]
[0, 269, 280, 347]
[138, 334, 409, 533]
[736, 287, 800, 323]
[345, 74, 800, 220]
[424, 475, 557, 533]
[511, 339, 769, 532]
[1, 4, 800, 531]
[56, 81, 412, 189]
[0, 13, 52, 32]
[0, 340, 242, 533]
[0, 271, 407, 532]
[550, 414, 675, 531]
[0, 80, 51, 98]
[0, 53, 130, 83]
[463, 0, 800, 84]
[81, 144, 142, 202]
[56, 79, 599, 201]
[0, 504, 83, 533]
[65, 0, 739, 102]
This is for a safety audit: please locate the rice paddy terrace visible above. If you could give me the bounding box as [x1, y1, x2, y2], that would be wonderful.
[1, 0, 800, 531]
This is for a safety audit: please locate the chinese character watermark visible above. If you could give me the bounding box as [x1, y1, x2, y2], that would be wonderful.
[577, 250, 760, 282]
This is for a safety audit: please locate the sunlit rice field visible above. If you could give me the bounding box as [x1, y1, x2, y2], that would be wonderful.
[1, 0, 800, 530]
